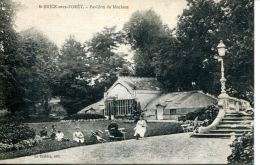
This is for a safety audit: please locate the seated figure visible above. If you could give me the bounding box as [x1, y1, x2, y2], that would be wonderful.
[55, 130, 64, 141]
[73, 127, 84, 143]
[108, 120, 123, 140]
[50, 125, 57, 140]
[92, 130, 106, 143]
[40, 126, 48, 138]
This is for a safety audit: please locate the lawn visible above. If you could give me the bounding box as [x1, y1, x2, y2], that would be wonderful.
[29, 120, 183, 141]
[0, 120, 183, 160]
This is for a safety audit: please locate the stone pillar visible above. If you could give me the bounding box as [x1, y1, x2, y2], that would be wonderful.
[218, 94, 229, 112]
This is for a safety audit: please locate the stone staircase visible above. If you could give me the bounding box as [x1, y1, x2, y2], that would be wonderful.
[192, 111, 253, 138]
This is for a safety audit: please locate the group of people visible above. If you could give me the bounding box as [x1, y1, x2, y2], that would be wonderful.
[39, 125, 85, 143]
[38, 115, 148, 143]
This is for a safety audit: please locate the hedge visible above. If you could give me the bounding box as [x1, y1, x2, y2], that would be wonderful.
[63, 113, 105, 120]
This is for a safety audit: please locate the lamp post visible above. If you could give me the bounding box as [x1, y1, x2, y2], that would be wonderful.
[217, 40, 228, 98]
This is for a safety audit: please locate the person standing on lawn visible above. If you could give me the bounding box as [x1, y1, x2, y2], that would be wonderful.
[134, 115, 147, 140]
[73, 127, 85, 143]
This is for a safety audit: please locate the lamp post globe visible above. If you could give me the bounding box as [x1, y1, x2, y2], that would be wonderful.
[217, 40, 226, 57]
[217, 40, 228, 98]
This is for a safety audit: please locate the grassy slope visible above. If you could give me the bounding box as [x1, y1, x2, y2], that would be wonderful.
[0, 120, 183, 160]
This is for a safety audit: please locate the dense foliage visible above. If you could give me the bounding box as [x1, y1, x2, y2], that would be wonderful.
[0, 0, 18, 110]
[218, 0, 254, 103]
[0, 0, 254, 118]
[227, 129, 254, 164]
[56, 27, 127, 115]
[123, 0, 253, 103]
[185, 105, 219, 123]
[0, 118, 36, 144]
[54, 36, 92, 115]
[9, 28, 59, 116]
[0, 139, 38, 152]
[123, 9, 172, 77]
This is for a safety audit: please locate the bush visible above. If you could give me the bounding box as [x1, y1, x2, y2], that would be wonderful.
[0, 118, 36, 144]
[63, 113, 105, 120]
[186, 105, 219, 124]
[0, 143, 13, 152]
[13, 139, 38, 150]
[227, 128, 254, 165]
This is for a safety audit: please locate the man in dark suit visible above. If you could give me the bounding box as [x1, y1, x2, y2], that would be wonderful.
[108, 120, 123, 140]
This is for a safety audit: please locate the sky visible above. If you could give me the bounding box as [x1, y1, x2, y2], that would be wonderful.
[13, 0, 187, 47]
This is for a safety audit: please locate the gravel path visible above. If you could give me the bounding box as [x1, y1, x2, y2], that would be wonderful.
[0, 133, 232, 164]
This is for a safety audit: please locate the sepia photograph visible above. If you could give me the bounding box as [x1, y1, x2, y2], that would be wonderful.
[0, 0, 254, 164]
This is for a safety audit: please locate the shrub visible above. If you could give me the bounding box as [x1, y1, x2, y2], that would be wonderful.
[13, 139, 38, 150]
[0, 143, 13, 152]
[0, 139, 37, 153]
[186, 105, 219, 124]
[227, 128, 254, 165]
[0, 118, 36, 144]
[63, 113, 105, 120]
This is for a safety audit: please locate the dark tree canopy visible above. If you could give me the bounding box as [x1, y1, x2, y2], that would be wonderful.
[86, 26, 124, 62]
[217, 0, 254, 103]
[123, 9, 172, 77]
[9, 28, 59, 116]
[56, 36, 91, 115]
[148, 0, 253, 104]
[0, 0, 18, 110]
[167, 0, 223, 93]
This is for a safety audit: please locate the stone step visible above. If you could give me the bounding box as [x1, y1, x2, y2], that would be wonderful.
[225, 113, 252, 117]
[209, 129, 250, 134]
[217, 124, 252, 129]
[191, 133, 243, 138]
[219, 120, 252, 124]
[222, 117, 253, 121]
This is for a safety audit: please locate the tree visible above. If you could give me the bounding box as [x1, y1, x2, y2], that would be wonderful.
[56, 27, 127, 115]
[9, 28, 59, 116]
[0, 0, 18, 110]
[86, 26, 124, 63]
[217, 0, 254, 103]
[85, 26, 127, 99]
[123, 9, 171, 77]
[173, 0, 222, 94]
[57, 36, 92, 115]
[151, 37, 191, 92]
[156, 0, 253, 104]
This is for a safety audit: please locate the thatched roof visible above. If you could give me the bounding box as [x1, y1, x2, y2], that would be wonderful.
[77, 99, 104, 114]
[144, 91, 217, 110]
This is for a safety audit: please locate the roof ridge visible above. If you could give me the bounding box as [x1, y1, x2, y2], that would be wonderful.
[118, 76, 156, 80]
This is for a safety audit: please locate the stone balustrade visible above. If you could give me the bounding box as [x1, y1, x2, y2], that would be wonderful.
[223, 96, 251, 112]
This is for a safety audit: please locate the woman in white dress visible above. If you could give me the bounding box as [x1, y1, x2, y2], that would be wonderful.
[55, 130, 64, 141]
[134, 116, 147, 140]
